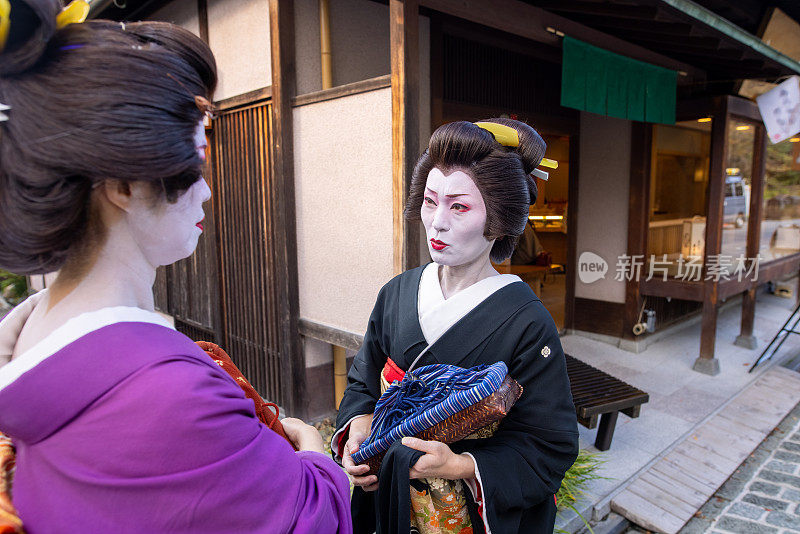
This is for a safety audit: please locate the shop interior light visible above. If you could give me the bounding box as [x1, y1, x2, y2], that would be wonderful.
[697, 117, 712, 123]
[736, 125, 751, 131]
[725, 167, 740, 175]
[529, 215, 564, 221]
[790, 137, 800, 143]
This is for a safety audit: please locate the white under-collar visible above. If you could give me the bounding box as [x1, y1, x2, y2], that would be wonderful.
[0, 297, 173, 393]
[417, 263, 520, 345]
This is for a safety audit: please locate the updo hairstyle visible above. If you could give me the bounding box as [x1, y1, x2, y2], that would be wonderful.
[404, 118, 546, 262]
[0, 0, 217, 274]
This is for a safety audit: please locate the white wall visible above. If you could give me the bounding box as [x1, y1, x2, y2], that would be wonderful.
[574, 112, 631, 303]
[149, 0, 201, 36]
[294, 88, 394, 336]
[207, 0, 272, 100]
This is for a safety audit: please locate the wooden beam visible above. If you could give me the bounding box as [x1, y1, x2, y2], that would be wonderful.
[619, 35, 727, 53]
[268, 0, 306, 417]
[640, 279, 704, 302]
[624, 123, 653, 340]
[197, 0, 209, 44]
[575, 18, 694, 37]
[696, 98, 728, 374]
[536, 1, 659, 20]
[215, 87, 272, 112]
[293, 75, 391, 108]
[758, 253, 800, 283]
[298, 319, 365, 352]
[419, 0, 705, 80]
[391, 0, 421, 274]
[726, 94, 762, 122]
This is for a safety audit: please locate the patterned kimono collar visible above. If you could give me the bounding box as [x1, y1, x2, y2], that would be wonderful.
[417, 263, 521, 346]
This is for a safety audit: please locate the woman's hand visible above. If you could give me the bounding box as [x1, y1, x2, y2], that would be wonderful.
[281, 418, 325, 454]
[341, 414, 378, 492]
[402, 437, 476, 480]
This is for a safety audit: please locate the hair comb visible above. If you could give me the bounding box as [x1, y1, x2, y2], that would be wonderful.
[0, 0, 10, 54]
[474, 121, 519, 147]
[56, 0, 90, 29]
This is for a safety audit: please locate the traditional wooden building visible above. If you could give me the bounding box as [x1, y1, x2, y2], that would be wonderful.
[88, 0, 800, 418]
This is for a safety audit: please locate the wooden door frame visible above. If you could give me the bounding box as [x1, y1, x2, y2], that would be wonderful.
[269, 0, 306, 417]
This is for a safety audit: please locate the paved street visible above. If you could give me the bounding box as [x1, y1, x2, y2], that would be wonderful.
[676, 397, 800, 534]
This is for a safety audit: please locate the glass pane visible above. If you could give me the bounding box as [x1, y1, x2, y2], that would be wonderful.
[647, 120, 711, 278]
[720, 120, 755, 263]
[760, 137, 800, 260]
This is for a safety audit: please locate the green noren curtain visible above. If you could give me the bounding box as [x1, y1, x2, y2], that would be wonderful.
[561, 36, 676, 124]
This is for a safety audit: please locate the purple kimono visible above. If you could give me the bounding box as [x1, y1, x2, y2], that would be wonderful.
[0, 304, 351, 533]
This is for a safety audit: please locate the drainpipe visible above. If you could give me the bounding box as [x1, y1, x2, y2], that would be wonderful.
[333, 345, 346, 409]
[319, 0, 333, 90]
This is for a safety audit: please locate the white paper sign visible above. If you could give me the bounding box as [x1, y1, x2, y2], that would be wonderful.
[757, 76, 800, 144]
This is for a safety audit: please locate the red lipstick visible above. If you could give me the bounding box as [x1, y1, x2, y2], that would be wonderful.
[430, 239, 448, 251]
[196, 219, 204, 231]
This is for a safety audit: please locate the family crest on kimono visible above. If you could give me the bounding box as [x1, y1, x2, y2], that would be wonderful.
[333, 119, 580, 534]
[0, 0, 351, 531]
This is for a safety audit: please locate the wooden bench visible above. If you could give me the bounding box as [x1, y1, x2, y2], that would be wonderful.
[565, 354, 649, 451]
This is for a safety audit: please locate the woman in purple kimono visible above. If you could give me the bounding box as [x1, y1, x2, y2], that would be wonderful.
[0, 0, 351, 532]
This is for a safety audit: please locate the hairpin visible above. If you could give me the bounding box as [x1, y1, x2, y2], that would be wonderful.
[56, 0, 90, 29]
[194, 96, 216, 120]
[0, 102, 10, 122]
[474, 122, 519, 147]
[167, 73, 216, 120]
[0, 0, 10, 55]
[533, 158, 558, 181]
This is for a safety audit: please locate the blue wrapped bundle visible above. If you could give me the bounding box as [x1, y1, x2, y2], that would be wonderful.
[352, 362, 522, 474]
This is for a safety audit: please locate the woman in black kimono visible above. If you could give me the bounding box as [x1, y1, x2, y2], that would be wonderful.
[332, 119, 579, 534]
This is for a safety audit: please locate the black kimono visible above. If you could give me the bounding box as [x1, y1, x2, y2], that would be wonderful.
[334, 265, 579, 534]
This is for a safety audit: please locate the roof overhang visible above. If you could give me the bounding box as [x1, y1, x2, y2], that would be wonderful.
[530, 0, 800, 94]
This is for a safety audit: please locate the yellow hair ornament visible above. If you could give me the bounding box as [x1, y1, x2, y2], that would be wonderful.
[540, 158, 558, 169]
[0, 0, 10, 54]
[56, 0, 90, 29]
[474, 122, 519, 147]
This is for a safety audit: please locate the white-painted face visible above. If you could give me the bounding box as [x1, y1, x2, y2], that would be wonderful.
[421, 168, 494, 266]
[125, 120, 211, 267]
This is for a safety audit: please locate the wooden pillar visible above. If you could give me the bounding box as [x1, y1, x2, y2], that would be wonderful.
[391, 0, 421, 275]
[197, 0, 209, 44]
[268, 0, 306, 416]
[564, 132, 580, 332]
[736, 124, 767, 350]
[622, 123, 652, 344]
[430, 14, 443, 131]
[695, 101, 728, 375]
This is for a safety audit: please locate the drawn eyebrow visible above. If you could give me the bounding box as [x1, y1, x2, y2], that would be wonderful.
[446, 194, 468, 198]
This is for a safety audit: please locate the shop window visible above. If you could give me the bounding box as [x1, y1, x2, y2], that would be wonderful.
[647, 120, 711, 270]
[760, 137, 800, 260]
[720, 119, 755, 261]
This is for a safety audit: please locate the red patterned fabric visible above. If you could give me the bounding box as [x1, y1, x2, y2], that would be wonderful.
[195, 341, 296, 450]
[0, 433, 22, 534]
